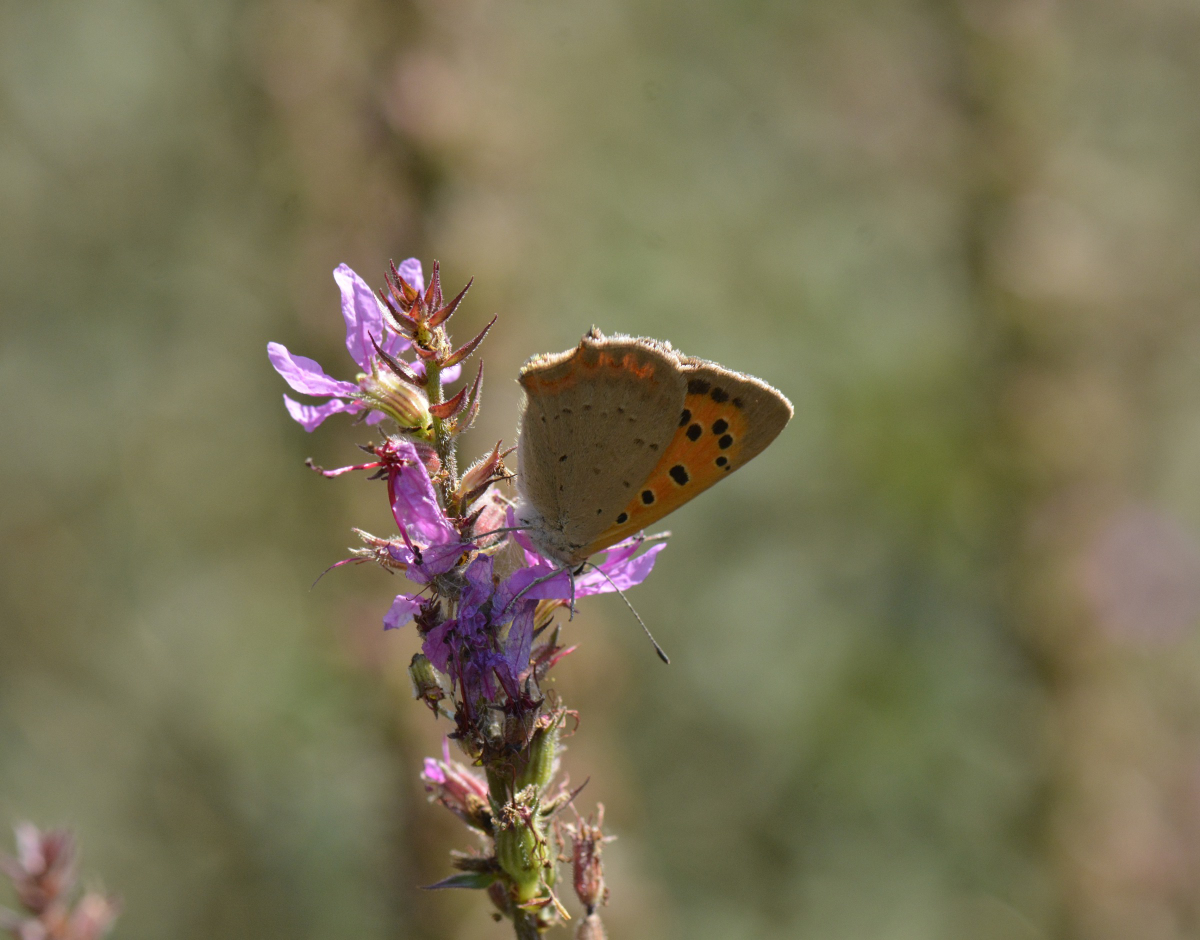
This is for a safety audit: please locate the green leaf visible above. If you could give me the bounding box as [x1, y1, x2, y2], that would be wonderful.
[421, 871, 499, 891]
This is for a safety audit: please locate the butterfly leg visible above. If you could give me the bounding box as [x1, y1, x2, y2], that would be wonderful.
[566, 564, 581, 620]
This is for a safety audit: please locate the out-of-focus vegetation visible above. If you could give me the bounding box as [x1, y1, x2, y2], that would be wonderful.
[5, 1, 1200, 938]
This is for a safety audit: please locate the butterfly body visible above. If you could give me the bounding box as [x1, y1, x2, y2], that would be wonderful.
[514, 329, 793, 566]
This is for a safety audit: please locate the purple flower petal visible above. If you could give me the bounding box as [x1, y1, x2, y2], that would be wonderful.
[407, 541, 473, 582]
[460, 554, 495, 609]
[334, 264, 388, 371]
[410, 360, 463, 385]
[500, 601, 535, 692]
[592, 537, 643, 569]
[423, 618, 457, 671]
[268, 342, 360, 397]
[389, 439, 462, 547]
[422, 758, 446, 784]
[577, 542, 666, 595]
[505, 506, 543, 564]
[398, 257, 424, 293]
[383, 593, 423, 631]
[381, 330, 411, 359]
[494, 563, 572, 611]
[282, 394, 359, 432]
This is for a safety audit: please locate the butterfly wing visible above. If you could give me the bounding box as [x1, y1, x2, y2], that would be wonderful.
[516, 332, 687, 563]
[577, 357, 793, 557]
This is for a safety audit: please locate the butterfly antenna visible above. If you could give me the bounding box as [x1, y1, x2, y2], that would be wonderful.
[581, 561, 670, 665]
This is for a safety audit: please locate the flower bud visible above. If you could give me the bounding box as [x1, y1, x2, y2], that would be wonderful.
[421, 747, 493, 833]
[515, 716, 560, 794]
[456, 441, 513, 508]
[408, 654, 446, 713]
[359, 368, 431, 430]
[494, 804, 546, 902]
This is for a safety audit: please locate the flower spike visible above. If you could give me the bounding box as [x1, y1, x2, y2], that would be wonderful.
[269, 254, 661, 937]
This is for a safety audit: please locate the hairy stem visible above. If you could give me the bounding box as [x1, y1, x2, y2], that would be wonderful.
[423, 351, 459, 508]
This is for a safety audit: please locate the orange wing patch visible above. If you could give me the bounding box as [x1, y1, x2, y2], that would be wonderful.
[580, 382, 751, 556]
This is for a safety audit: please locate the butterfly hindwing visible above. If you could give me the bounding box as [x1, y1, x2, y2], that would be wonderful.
[517, 333, 686, 561]
[579, 359, 793, 557]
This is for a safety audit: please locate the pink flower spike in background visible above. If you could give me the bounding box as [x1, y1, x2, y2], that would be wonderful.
[0, 824, 119, 940]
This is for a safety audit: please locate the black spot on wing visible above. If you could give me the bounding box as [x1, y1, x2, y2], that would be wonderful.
[710, 387, 729, 403]
[715, 455, 728, 467]
[718, 434, 733, 449]
[712, 418, 728, 435]
[679, 408, 691, 427]
[616, 512, 629, 524]
[641, 489, 656, 505]
[687, 378, 711, 395]
[686, 423, 702, 442]
[669, 464, 689, 485]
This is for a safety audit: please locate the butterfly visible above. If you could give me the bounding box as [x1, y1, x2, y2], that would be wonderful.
[513, 328, 793, 567]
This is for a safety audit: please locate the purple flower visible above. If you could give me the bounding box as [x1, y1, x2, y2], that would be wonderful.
[381, 438, 474, 630]
[421, 740, 492, 830]
[268, 261, 461, 431]
[500, 508, 666, 606]
[406, 533, 665, 707]
[421, 553, 508, 706]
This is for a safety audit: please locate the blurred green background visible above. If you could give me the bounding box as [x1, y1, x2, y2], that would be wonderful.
[5, 0, 1200, 938]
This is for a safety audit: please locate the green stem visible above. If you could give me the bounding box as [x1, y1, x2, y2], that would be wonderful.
[513, 909, 542, 940]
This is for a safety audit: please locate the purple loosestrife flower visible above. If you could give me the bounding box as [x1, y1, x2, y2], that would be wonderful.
[268, 260, 461, 431]
[421, 740, 493, 832]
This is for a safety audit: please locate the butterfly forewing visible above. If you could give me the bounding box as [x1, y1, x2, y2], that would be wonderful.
[579, 360, 793, 557]
[517, 336, 687, 560]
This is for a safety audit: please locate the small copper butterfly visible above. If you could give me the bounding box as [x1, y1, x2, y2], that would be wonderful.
[513, 328, 793, 566]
